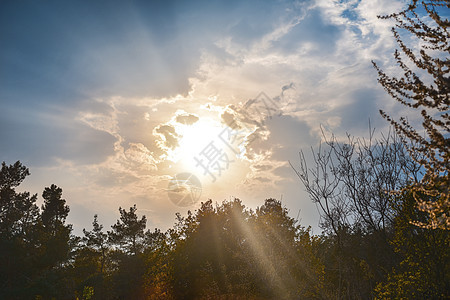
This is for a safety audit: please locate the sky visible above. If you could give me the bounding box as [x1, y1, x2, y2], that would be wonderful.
[0, 0, 411, 235]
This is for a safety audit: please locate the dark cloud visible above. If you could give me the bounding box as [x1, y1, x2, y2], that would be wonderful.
[254, 176, 271, 183]
[175, 113, 199, 125]
[221, 111, 239, 128]
[0, 108, 116, 166]
[247, 114, 317, 162]
[0, 1, 200, 101]
[273, 165, 296, 179]
[0, 0, 312, 106]
[253, 164, 273, 171]
[333, 88, 387, 135]
[271, 8, 342, 56]
[154, 124, 179, 150]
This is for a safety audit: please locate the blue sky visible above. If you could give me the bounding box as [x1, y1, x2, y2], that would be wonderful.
[0, 0, 410, 234]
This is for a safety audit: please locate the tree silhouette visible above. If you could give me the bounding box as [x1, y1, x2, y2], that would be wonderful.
[83, 214, 109, 275]
[37, 184, 73, 298]
[1, 159, 446, 298]
[0, 161, 40, 298]
[73, 214, 112, 299]
[108, 205, 147, 299]
[0, 161, 39, 238]
[41, 184, 70, 236]
[108, 205, 147, 255]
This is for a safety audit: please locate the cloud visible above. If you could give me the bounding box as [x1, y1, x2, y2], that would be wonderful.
[254, 176, 271, 183]
[1, 0, 411, 235]
[124, 143, 158, 172]
[273, 164, 295, 179]
[270, 7, 342, 57]
[154, 124, 180, 150]
[175, 113, 199, 125]
[0, 107, 116, 166]
[220, 110, 239, 128]
[252, 164, 273, 172]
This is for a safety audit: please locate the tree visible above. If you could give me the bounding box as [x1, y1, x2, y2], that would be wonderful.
[71, 215, 112, 299]
[0, 161, 40, 299]
[35, 184, 73, 299]
[251, 198, 325, 299]
[291, 128, 419, 236]
[0, 163, 75, 299]
[142, 229, 173, 299]
[108, 205, 147, 255]
[83, 215, 109, 275]
[168, 198, 326, 299]
[108, 205, 147, 299]
[40, 184, 72, 265]
[373, 0, 449, 230]
[41, 184, 70, 236]
[375, 191, 450, 298]
[0, 161, 39, 239]
[291, 129, 418, 298]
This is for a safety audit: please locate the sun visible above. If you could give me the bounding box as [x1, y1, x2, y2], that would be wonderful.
[169, 117, 225, 171]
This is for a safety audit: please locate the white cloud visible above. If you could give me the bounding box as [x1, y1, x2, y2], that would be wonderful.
[10, 0, 412, 234]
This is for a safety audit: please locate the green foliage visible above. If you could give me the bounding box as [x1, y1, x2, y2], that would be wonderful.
[166, 198, 327, 299]
[82, 286, 94, 300]
[375, 192, 450, 298]
[0, 161, 39, 238]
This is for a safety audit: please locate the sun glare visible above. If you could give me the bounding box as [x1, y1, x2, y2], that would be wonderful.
[169, 118, 225, 172]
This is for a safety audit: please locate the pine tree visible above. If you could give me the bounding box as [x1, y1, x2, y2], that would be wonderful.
[41, 184, 70, 236]
[108, 205, 147, 298]
[0, 161, 39, 238]
[0, 161, 40, 298]
[373, 0, 450, 229]
[108, 205, 146, 255]
[83, 215, 109, 274]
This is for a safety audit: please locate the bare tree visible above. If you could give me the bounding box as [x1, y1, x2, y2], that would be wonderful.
[291, 126, 421, 236]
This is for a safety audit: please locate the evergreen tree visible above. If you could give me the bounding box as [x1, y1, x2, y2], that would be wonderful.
[108, 205, 147, 255]
[108, 205, 147, 299]
[0, 161, 40, 299]
[72, 215, 112, 299]
[0, 161, 39, 238]
[35, 184, 73, 299]
[41, 184, 70, 236]
[83, 214, 109, 275]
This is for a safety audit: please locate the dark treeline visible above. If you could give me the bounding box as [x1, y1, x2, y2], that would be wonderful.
[0, 159, 448, 299]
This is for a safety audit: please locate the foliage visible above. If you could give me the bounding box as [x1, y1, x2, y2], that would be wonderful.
[290, 122, 448, 298]
[1, 161, 447, 298]
[0, 161, 74, 299]
[108, 204, 147, 255]
[375, 192, 449, 298]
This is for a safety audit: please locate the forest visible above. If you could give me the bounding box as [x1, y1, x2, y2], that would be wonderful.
[0, 155, 448, 299]
[1, 1, 449, 299]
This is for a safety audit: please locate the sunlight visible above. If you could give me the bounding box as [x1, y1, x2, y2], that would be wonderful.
[169, 117, 225, 172]
[230, 207, 289, 298]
